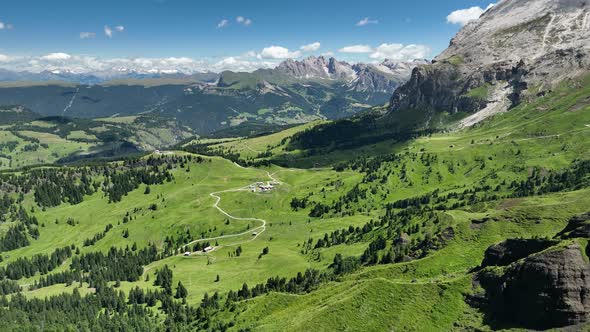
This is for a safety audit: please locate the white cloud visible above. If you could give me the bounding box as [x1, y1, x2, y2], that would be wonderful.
[104, 25, 113, 38]
[300, 42, 321, 52]
[217, 19, 229, 28]
[160, 57, 194, 65]
[321, 51, 335, 57]
[356, 17, 378, 26]
[40, 53, 72, 61]
[0, 52, 276, 75]
[338, 45, 373, 53]
[80, 32, 96, 39]
[242, 50, 257, 57]
[259, 46, 301, 59]
[212, 56, 275, 72]
[104, 25, 125, 38]
[446, 4, 494, 26]
[369, 43, 430, 61]
[0, 43, 426, 76]
[0, 21, 13, 30]
[236, 16, 252, 26]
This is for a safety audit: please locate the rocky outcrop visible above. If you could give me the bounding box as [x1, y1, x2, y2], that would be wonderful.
[388, 0, 590, 127]
[438, 0, 590, 69]
[479, 244, 590, 329]
[475, 212, 590, 329]
[351, 59, 429, 94]
[480, 238, 557, 267]
[556, 212, 590, 239]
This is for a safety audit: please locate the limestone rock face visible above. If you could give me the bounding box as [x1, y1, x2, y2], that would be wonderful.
[389, 0, 590, 127]
[438, 0, 590, 68]
[275, 56, 427, 95]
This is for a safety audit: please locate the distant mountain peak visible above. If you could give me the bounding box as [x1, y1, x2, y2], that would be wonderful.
[273, 56, 425, 93]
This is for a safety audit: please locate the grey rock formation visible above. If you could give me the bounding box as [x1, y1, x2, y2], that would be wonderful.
[480, 238, 557, 267]
[274, 56, 426, 94]
[476, 212, 590, 329]
[556, 212, 590, 238]
[482, 244, 590, 328]
[389, 0, 590, 127]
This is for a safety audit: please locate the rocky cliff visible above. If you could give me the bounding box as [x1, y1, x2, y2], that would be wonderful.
[475, 212, 590, 329]
[389, 0, 590, 128]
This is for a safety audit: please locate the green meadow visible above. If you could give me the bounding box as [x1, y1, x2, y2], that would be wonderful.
[0, 76, 588, 330]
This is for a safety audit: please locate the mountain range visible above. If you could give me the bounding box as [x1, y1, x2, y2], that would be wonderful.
[290, 0, 590, 150]
[0, 57, 425, 134]
[1, 0, 590, 331]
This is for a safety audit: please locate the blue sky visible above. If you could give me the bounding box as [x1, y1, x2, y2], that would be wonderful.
[0, 0, 495, 73]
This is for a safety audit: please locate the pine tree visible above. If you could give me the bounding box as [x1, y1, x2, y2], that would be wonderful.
[175, 281, 188, 299]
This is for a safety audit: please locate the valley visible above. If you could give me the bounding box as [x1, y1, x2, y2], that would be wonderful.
[0, 73, 587, 329]
[0, 0, 589, 330]
[0, 57, 421, 135]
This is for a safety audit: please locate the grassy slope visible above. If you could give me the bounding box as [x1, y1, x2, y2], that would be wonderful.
[0, 129, 97, 169]
[0, 77, 588, 330]
[0, 115, 193, 169]
[185, 77, 588, 330]
[221, 189, 590, 331]
[4, 155, 370, 306]
[205, 121, 326, 159]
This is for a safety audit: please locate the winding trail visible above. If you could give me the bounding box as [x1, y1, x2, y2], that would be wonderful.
[179, 169, 280, 254]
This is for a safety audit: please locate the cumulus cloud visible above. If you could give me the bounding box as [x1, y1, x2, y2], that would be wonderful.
[338, 45, 373, 53]
[40, 53, 72, 61]
[338, 43, 429, 61]
[242, 50, 257, 57]
[369, 43, 430, 60]
[80, 32, 96, 39]
[0, 42, 424, 76]
[259, 46, 301, 59]
[211, 56, 275, 72]
[104, 25, 113, 38]
[217, 19, 229, 28]
[0, 21, 13, 30]
[0, 52, 278, 75]
[447, 4, 494, 26]
[356, 17, 378, 26]
[300, 42, 321, 52]
[104, 25, 125, 38]
[236, 16, 252, 26]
